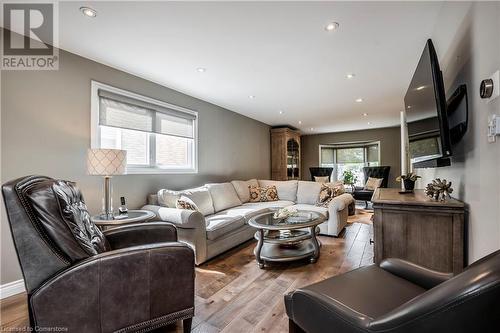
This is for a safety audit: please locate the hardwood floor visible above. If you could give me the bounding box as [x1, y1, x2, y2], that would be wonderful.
[1, 214, 373, 333]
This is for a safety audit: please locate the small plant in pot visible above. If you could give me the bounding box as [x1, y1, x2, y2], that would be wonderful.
[342, 170, 358, 191]
[396, 172, 421, 191]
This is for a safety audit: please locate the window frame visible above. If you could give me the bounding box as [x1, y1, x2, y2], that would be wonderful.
[91, 80, 199, 174]
[318, 141, 381, 183]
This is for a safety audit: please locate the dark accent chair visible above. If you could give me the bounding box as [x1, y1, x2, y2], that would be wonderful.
[2, 176, 195, 333]
[353, 166, 391, 207]
[309, 167, 334, 182]
[285, 250, 500, 333]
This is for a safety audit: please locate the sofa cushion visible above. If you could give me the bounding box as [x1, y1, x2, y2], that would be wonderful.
[289, 204, 328, 218]
[205, 213, 246, 241]
[296, 181, 322, 205]
[157, 189, 180, 208]
[184, 187, 215, 216]
[218, 205, 270, 221]
[175, 196, 199, 211]
[231, 179, 259, 203]
[258, 180, 298, 201]
[242, 200, 295, 210]
[158, 187, 214, 216]
[206, 183, 242, 212]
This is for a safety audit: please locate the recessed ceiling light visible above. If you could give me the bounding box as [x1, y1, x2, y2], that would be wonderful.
[346, 73, 355, 79]
[367, 122, 371, 125]
[325, 22, 340, 31]
[80, 6, 97, 18]
[310, 127, 314, 131]
[362, 113, 368, 116]
[416, 85, 426, 91]
[407, 105, 412, 109]
[355, 98, 363, 103]
[298, 121, 302, 125]
[279, 110, 284, 115]
[196, 67, 206, 73]
[249, 95, 255, 99]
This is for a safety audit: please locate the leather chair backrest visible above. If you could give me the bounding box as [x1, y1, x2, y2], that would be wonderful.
[363, 166, 391, 188]
[309, 167, 334, 182]
[371, 249, 500, 331]
[2, 176, 109, 293]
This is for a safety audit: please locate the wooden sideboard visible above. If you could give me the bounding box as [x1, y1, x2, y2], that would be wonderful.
[372, 188, 465, 274]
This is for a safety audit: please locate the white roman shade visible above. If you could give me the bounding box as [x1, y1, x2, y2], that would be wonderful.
[98, 89, 196, 139]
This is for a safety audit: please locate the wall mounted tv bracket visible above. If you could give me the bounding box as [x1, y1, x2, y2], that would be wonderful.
[446, 84, 468, 145]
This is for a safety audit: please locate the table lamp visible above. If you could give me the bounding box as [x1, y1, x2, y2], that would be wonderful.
[87, 148, 127, 219]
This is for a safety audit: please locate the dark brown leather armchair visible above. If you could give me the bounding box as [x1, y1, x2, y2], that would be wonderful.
[285, 250, 500, 333]
[2, 176, 195, 333]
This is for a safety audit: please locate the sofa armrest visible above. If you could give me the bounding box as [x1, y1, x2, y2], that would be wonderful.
[103, 222, 177, 249]
[380, 258, 453, 289]
[31, 243, 194, 332]
[142, 205, 206, 230]
[327, 193, 354, 212]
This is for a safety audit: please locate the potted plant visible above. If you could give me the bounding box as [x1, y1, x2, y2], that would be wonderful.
[396, 172, 421, 191]
[342, 170, 358, 191]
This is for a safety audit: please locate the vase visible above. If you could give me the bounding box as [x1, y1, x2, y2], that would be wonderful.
[404, 179, 415, 191]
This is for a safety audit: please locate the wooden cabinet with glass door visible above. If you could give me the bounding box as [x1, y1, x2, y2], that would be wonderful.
[271, 127, 301, 180]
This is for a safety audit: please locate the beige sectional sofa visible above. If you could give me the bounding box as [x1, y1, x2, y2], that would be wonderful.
[143, 179, 354, 265]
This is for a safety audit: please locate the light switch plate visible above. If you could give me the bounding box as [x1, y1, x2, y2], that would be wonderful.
[486, 70, 500, 103]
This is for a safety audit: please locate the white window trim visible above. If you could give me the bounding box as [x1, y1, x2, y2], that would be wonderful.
[91, 80, 199, 174]
[318, 141, 381, 181]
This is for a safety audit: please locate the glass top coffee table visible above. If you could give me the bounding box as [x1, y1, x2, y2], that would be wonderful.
[248, 210, 326, 268]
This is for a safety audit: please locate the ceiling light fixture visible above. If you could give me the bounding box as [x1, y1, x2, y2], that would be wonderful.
[355, 98, 363, 103]
[325, 22, 340, 31]
[196, 67, 206, 73]
[279, 110, 283, 115]
[416, 85, 426, 91]
[346, 73, 355, 79]
[367, 122, 371, 125]
[80, 6, 97, 18]
[310, 127, 314, 131]
[407, 105, 412, 109]
[362, 113, 368, 116]
[298, 121, 302, 125]
[249, 95, 255, 99]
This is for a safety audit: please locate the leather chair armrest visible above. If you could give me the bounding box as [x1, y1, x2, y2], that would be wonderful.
[142, 205, 206, 230]
[31, 243, 195, 332]
[285, 289, 372, 332]
[103, 222, 177, 249]
[380, 258, 453, 289]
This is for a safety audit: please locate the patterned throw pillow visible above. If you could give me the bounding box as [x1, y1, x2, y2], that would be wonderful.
[316, 183, 345, 207]
[248, 186, 279, 202]
[175, 196, 199, 211]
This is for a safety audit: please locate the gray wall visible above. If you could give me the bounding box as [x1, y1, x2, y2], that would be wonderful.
[301, 126, 401, 188]
[415, 2, 500, 263]
[1, 47, 270, 285]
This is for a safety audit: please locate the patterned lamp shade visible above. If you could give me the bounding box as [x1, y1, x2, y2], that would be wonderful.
[87, 149, 127, 176]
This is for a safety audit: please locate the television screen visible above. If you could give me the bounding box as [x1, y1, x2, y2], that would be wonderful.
[404, 39, 451, 164]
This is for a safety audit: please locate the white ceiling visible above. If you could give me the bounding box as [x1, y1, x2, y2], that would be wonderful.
[58, 1, 445, 134]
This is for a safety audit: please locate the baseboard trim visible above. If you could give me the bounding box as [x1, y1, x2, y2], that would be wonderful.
[0, 279, 25, 299]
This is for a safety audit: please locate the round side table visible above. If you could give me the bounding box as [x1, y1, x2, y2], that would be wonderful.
[91, 209, 155, 230]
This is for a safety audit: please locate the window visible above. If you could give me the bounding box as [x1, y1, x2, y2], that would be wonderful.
[319, 142, 380, 186]
[91, 81, 198, 174]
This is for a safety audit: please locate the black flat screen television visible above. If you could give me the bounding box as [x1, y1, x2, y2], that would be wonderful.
[404, 39, 451, 165]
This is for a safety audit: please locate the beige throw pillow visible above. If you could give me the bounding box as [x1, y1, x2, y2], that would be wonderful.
[364, 177, 383, 191]
[314, 176, 330, 183]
